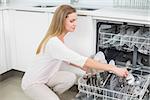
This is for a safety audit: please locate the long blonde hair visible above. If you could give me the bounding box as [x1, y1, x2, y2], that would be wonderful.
[36, 5, 76, 54]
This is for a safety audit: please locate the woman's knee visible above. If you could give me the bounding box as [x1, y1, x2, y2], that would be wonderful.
[23, 84, 60, 100]
[63, 72, 77, 85]
[52, 71, 77, 85]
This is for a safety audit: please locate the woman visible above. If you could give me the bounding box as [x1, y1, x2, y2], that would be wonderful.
[21, 5, 128, 100]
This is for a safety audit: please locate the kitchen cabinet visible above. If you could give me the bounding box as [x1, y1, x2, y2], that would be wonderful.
[3, 10, 13, 71]
[3, 10, 17, 71]
[65, 15, 95, 57]
[0, 10, 8, 74]
[61, 15, 95, 77]
[10, 10, 52, 72]
[10, 10, 95, 77]
[7, 9, 95, 78]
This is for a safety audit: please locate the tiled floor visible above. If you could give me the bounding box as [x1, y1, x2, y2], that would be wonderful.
[0, 70, 78, 100]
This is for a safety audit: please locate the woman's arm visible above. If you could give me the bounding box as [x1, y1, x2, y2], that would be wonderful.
[49, 38, 128, 77]
[69, 63, 89, 72]
[84, 58, 128, 77]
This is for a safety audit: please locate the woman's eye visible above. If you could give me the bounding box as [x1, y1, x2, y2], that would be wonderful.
[70, 19, 76, 23]
[70, 20, 74, 23]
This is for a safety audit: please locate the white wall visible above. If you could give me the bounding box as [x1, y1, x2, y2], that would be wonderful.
[8, 0, 113, 7]
[8, 0, 70, 4]
[78, 0, 113, 7]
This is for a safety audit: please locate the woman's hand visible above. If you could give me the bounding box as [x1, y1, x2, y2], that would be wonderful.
[112, 67, 128, 77]
[84, 58, 129, 77]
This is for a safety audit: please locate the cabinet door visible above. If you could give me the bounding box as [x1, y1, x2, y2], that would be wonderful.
[11, 10, 52, 72]
[3, 10, 12, 71]
[65, 15, 95, 57]
[0, 10, 7, 74]
[62, 15, 95, 77]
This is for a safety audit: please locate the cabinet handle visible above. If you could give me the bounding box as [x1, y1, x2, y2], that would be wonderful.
[78, 14, 87, 17]
[15, 9, 46, 13]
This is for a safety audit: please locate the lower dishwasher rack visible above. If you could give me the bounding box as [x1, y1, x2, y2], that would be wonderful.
[77, 67, 150, 100]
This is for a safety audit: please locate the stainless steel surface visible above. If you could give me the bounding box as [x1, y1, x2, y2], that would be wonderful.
[0, 0, 9, 4]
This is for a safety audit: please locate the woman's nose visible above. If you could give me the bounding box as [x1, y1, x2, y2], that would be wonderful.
[74, 22, 77, 26]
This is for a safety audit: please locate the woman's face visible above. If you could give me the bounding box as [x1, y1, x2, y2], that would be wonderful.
[64, 12, 77, 32]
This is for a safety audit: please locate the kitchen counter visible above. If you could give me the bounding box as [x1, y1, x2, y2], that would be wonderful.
[0, 3, 57, 12]
[92, 7, 150, 25]
[0, 3, 150, 25]
[0, 3, 99, 15]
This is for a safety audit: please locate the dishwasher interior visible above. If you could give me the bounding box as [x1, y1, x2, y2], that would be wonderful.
[75, 20, 150, 100]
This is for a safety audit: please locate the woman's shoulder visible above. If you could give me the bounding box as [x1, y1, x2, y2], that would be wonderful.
[47, 36, 63, 46]
[48, 36, 59, 43]
[49, 36, 57, 41]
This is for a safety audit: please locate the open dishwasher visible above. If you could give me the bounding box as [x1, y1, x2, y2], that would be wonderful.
[75, 20, 150, 100]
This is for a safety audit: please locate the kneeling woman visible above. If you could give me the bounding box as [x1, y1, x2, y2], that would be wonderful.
[21, 4, 128, 100]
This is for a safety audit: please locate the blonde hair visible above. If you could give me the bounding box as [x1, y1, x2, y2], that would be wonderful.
[36, 5, 76, 54]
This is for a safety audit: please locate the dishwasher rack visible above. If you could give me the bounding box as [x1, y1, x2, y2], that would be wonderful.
[77, 67, 150, 100]
[96, 21, 150, 68]
[98, 32, 150, 55]
[97, 22, 150, 55]
[113, 0, 150, 9]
